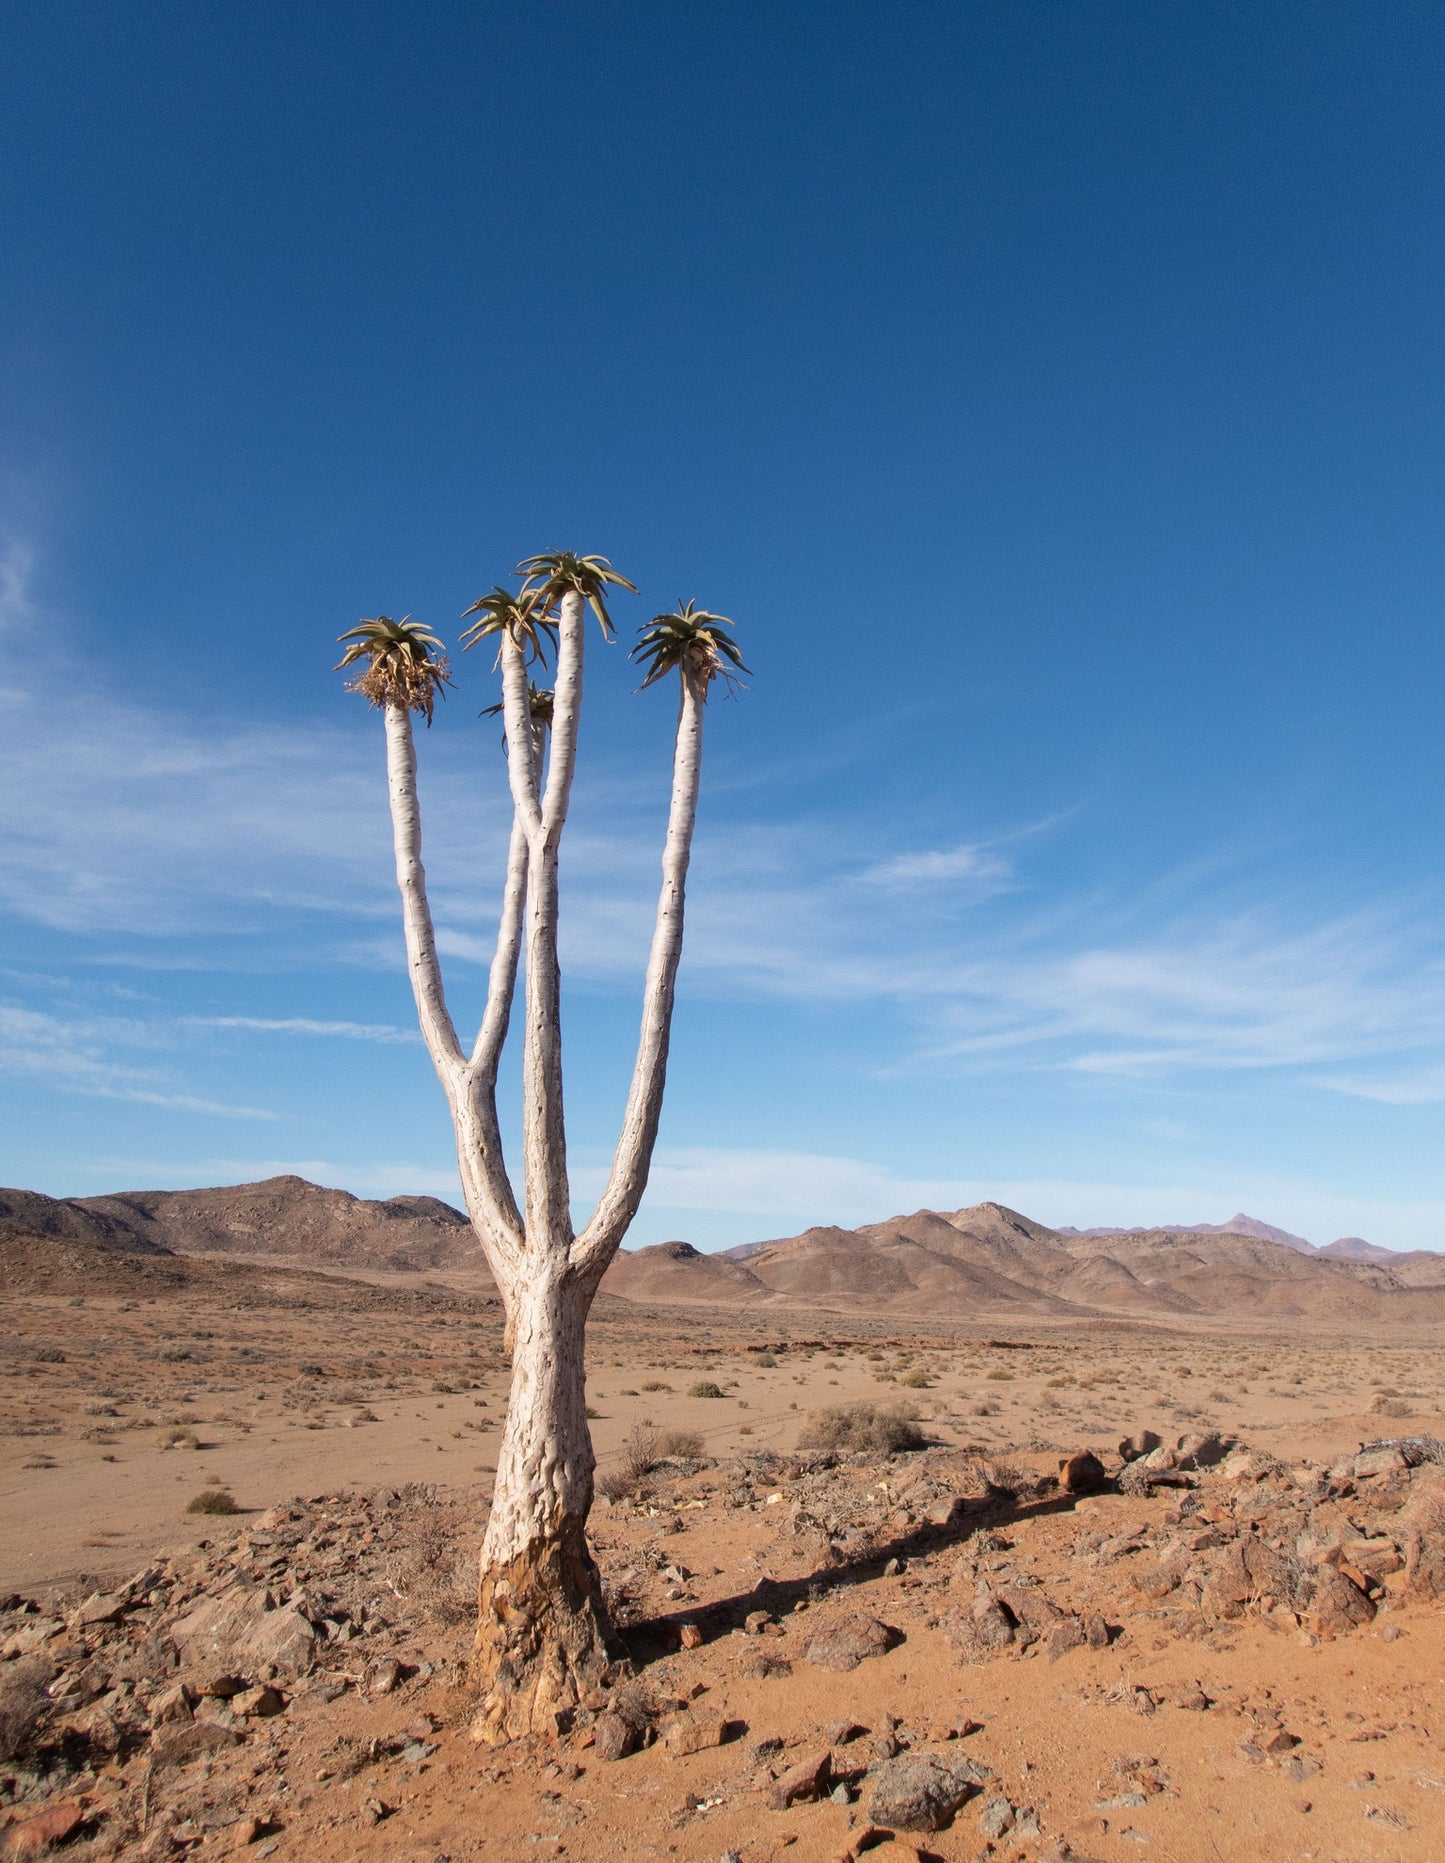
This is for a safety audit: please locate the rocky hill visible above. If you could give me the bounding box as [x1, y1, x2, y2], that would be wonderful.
[0, 1176, 476, 1274]
[603, 1201, 1445, 1323]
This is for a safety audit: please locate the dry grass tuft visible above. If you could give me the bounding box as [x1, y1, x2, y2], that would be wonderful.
[186, 1487, 241, 1515]
[0, 1657, 50, 1764]
[797, 1401, 924, 1456]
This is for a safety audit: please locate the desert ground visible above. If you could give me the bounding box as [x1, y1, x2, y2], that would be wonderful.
[2, 1190, 1444, 1861]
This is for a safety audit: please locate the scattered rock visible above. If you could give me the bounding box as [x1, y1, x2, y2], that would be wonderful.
[665, 1712, 727, 1755]
[770, 1748, 832, 1808]
[150, 1719, 245, 1766]
[2, 1800, 85, 1856]
[978, 1794, 1016, 1837]
[1061, 1451, 1108, 1495]
[867, 1752, 989, 1831]
[802, 1612, 896, 1672]
[592, 1711, 642, 1762]
[232, 1684, 285, 1718]
[170, 1587, 317, 1676]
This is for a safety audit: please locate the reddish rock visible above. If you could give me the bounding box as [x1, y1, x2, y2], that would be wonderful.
[770, 1747, 831, 1808]
[1312, 1565, 1376, 1637]
[2, 1801, 84, 1856]
[802, 1612, 895, 1672]
[592, 1711, 641, 1762]
[1061, 1451, 1108, 1495]
[665, 1712, 726, 1755]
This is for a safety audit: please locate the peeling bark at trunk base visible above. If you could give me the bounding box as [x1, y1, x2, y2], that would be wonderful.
[468, 1515, 619, 1743]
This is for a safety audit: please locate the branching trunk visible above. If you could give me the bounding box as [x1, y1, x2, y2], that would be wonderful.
[372, 604, 717, 1746]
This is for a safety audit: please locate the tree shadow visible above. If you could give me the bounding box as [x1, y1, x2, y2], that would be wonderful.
[614, 1480, 1088, 1670]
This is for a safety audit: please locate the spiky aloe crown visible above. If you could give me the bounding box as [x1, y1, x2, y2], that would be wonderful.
[631, 601, 749, 696]
[335, 615, 453, 723]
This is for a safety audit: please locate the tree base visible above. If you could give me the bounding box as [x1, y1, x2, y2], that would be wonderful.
[468, 1515, 618, 1744]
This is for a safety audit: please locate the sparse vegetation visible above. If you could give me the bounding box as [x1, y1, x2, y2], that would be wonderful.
[688, 1380, 724, 1399]
[186, 1487, 240, 1514]
[0, 1657, 50, 1763]
[797, 1400, 924, 1455]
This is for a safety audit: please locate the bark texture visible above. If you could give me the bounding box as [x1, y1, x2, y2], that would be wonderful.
[468, 1269, 617, 1742]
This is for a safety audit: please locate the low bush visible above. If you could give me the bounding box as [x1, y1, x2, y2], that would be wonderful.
[797, 1401, 924, 1456]
[898, 1370, 932, 1389]
[688, 1380, 724, 1399]
[186, 1488, 240, 1515]
[0, 1657, 49, 1763]
[654, 1428, 704, 1461]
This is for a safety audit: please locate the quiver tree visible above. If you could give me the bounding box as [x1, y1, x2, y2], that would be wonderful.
[338, 555, 747, 1742]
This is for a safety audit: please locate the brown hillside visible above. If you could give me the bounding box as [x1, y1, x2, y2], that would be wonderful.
[605, 1201, 1445, 1327]
[69, 1174, 476, 1273]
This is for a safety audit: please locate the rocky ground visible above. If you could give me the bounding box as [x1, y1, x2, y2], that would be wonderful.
[2, 1421, 1444, 1861]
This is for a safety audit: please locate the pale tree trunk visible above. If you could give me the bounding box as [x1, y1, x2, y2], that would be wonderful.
[374, 633, 714, 1744]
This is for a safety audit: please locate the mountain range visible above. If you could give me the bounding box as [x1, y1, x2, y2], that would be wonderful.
[2, 1178, 1442, 1326]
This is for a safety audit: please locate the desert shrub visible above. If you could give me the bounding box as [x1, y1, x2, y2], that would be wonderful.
[299, 1363, 325, 1378]
[689, 1380, 724, 1399]
[32, 1347, 64, 1364]
[597, 1418, 661, 1501]
[984, 1369, 1013, 1382]
[641, 1380, 671, 1392]
[186, 1488, 240, 1515]
[0, 1658, 50, 1764]
[160, 1427, 200, 1451]
[585, 1405, 602, 1419]
[899, 1370, 932, 1389]
[654, 1428, 704, 1461]
[797, 1401, 924, 1456]
[754, 1354, 777, 1369]
[389, 1511, 473, 1626]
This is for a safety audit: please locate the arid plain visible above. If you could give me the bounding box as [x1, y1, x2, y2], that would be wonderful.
[2, 1179, 1444, 1862]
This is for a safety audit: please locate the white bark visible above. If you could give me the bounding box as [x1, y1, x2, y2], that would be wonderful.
[574, 671, 705, 1276]
[370, 624, 718, 1741]
[384, 703, 521, 1284]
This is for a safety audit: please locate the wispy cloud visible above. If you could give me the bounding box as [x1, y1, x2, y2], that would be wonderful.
[0, 535, 34, 634]
[185, 1016, 418, 1043]
[856, 843, 1011, 888]
[0, 1007, 275, 1119]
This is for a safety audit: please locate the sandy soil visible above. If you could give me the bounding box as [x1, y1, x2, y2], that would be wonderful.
[2, 1268, 1443, 1861]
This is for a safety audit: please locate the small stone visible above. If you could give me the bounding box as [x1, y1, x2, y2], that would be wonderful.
[1261, 1728, 1299, 1753]
[979, 1794, 1015, 1838]
[368, 1656, 403, 1696]
[3, 1801, 85, 1856]
[802, 1612, 895, 1672]
[665, 1713, 727, 1755]
[1353, 1447, 1407, 1479]
[150, 1720, 245, 1766]
[1173, 1688, 1209, 1711]
[232, 1684, 285, 1718]
[148, 1683, 194, 1728]
[71, 1591, 126, 1627]
[1086, 1614, 1111, 1650]
[1045, 1617, 1086, 1662]
[867, 1753, 990, 1831]
[770, 1748, 831, 1808]
[195, 1673, 246, 1699]
[592, 1711, 641, 1762]
[1061, 1451, 1108, 1495]
[823, 1719, 867, 1745]
[679, 1623, 704, 1650]
[744, 1611, 773, 1635]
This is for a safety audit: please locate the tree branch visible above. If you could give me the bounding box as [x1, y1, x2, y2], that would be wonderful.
[541, 590, 585, 837]
[501, 641, 543, 839]
[385, 703, 465, 1073]
[573, 673, 705, 1276]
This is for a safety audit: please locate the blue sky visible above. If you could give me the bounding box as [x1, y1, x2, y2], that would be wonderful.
[2, 1, 1444, 1251]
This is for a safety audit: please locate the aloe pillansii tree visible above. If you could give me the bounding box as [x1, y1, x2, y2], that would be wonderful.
[338, 556, 746, 1743]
